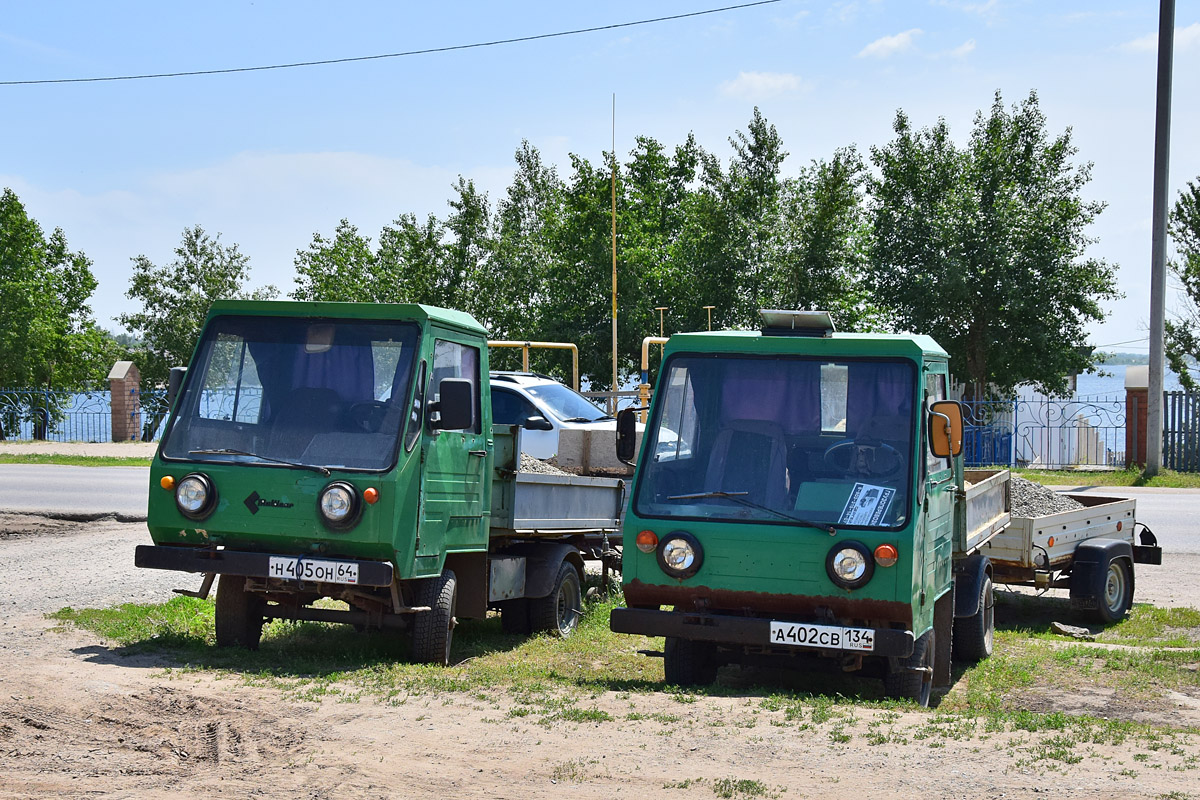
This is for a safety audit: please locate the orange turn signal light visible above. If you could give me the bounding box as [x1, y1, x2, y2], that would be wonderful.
[1048, 536, 1056, 548]
[160, 475, 175, 490]
[874, 543, 899, 568]
[363, 487, 380, 505]
[635, 530, 658, 554]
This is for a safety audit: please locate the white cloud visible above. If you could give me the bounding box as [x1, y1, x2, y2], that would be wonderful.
[933, 0, 1000, 17]
[772, 10, 811, 29]
[718, 71, 807, 100]
[949, 38, 977, 58]
[857, 29, 923, 59]
[1120, 22, 1200, 53]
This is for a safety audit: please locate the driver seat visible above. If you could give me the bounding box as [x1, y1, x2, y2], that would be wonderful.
[703, 419, 789, 509]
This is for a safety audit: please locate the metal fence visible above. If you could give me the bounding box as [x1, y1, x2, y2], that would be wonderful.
[962, 395, 1127, 469]
[1164, 391, 1200, 471]
[0, 388, 114, 442]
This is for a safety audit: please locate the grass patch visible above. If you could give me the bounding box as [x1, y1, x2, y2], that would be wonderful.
[0, 452, 152, 467]
[1006, 466, 1200, 489]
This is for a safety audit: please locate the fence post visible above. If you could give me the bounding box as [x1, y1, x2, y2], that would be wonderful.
[1125, 366, 1149, 468]
[108, 361, 142, 442]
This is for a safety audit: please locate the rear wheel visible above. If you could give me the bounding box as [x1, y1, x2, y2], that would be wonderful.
[663, 636, 718, 687]
[952, 576, 994, 662]
[1095, 557, 1133, 624]
[412, 570, 457, 665]
[529, 563, 582, 637]
[884, 629, 934, 707]
[214, 574, 265, 650]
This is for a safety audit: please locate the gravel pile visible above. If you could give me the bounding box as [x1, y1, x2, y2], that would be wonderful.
[519, 453, 571, 475]
[1010, 475, 1084, 518]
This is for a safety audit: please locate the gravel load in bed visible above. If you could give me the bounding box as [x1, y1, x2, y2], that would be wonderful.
[1010, 475, 1084, 518]
[518, 453, 571, 475]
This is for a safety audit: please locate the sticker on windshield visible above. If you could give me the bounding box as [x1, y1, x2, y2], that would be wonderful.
[839, 483, 895, 526]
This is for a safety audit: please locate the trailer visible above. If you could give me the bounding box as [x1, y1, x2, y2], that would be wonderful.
[134, 300, 624, 664]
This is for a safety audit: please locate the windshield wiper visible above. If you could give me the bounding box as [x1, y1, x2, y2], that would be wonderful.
[667, 491, 835, 533]
[562, 416, 596, 423]
[188, 448, 331, 477]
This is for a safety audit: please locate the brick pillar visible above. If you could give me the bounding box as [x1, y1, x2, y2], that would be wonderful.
[1125, 365, 1149, 468]
[108, 361, 142, 442]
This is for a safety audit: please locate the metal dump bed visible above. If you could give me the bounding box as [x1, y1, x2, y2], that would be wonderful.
[983, 494, 1136, 571]
[960, 469, 1012, 554]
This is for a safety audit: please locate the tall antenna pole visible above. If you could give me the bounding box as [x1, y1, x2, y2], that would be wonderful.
[611, 93, 618, 413]
[1146, 0, 1175, 476]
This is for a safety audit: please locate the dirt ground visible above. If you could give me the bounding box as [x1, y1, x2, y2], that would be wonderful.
[2, 514, 1200, 799]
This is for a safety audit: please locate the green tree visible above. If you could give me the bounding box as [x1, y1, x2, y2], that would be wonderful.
[866, 91, 1119, 399]
[1166, 179, 1200, 391]
[120, 225, 277, 387]
[0, 188, 116, 438]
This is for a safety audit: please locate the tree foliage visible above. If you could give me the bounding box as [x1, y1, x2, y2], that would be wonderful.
[866, 91, 1119, 399]
[120, 225, 277, 386]
[1166, 179, 1200, 391]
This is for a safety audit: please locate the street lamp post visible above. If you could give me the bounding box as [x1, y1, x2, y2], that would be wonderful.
[703, 306, 715, 331]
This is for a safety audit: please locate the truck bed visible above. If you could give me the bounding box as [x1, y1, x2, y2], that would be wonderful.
[983, 494, 1136, 572]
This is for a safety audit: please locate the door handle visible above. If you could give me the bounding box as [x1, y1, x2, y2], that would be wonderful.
[468, 450, 487, 457]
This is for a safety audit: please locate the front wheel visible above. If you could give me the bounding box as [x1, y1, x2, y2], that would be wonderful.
[214, 574, 265, 650]
[884, 629, 934, 707]
[663, 636, 718, 687]
[952, 576, 994, 662]
[412, 570, 457, 665]
[529, 563, 582, 637]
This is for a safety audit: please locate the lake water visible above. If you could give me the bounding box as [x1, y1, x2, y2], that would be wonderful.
[1072, 364, 1194, 399]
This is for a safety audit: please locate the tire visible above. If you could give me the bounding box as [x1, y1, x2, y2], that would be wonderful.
[499, 598, 532, 635]
[884, 629, 934, 707]
[952, 575, 994, 662]
[412, 570, 457, 665]
[529, 563, 582, 637]
[1094, 556, 1133, 624]
[214, 574, 265, 650]
[663, 636, 719, 687]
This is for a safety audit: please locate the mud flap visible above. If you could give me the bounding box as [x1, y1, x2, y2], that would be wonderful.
[933, 589, 954, 688]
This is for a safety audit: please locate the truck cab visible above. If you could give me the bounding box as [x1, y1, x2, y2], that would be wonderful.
[611, 310, 982, 704]
[136, 301, 625, 665]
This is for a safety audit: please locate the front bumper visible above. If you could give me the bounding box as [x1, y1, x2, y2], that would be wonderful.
[134, 544, 394, 586]
[610, 607, 914, 658]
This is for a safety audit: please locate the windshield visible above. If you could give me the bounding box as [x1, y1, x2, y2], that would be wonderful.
[160, 315, 420, 471]
[524, 383, 609, 422]
[633, 355, 916, 529]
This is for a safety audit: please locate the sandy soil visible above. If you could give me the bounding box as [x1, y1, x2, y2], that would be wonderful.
[0, 440, 157, 458]
[1, 514, 1199, 799]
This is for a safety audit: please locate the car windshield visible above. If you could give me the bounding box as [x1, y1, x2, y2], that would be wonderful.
[633, 355, 916, 529]
[524, 382, 609, 422]
[160, 315, 420, 471]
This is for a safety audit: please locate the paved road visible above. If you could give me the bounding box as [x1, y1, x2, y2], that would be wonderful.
[0, 464, 149, 520]
[1060, 485, 1200, 555]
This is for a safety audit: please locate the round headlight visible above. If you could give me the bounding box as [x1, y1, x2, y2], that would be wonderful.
[826, 541, 875, 590]
[175, 473, 216, 520]
[656, 531, 703, 579]
[318, 481, 361, 530]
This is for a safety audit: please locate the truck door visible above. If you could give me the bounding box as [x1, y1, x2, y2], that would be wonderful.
[415, 336, 489, 574]
[922, 368, 955, 603]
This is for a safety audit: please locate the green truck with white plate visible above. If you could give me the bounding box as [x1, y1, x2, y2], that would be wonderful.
[610, 310, 1161, 704]
[135, 301, 624, 664]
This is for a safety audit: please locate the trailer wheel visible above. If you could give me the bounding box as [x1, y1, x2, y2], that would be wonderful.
[663, 636, 718, 687]
[1095, 556, 1133, 624]
[412, 569, 457, 665]
[884, 629, 934, 707]
[952, 575, 994, 662]
[214, 574, 265, 650]
[500, 598, 532, 635]
[529, 563, 582, 637]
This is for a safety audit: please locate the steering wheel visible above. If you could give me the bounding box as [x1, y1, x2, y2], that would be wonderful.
[348, 401, 391, 433]
[822, 439, 904, 479]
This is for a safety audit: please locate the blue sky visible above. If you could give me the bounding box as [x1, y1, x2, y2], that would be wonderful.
[2, 1, 1198, 354]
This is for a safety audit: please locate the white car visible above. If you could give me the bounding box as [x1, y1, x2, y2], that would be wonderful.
[489, 372, 617, 460]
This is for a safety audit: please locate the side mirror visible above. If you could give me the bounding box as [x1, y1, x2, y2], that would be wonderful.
[929, 400, 964, 458]
[522, 415, 554, 431]
[432, 378, 474, 431]
[616, 408, 638, 465]
[168, 366, 187, 406]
